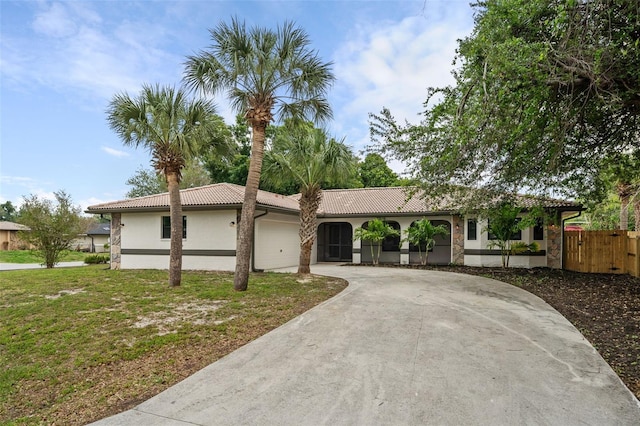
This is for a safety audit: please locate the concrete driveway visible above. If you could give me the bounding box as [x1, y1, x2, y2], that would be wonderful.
[92, 265, 640, 425]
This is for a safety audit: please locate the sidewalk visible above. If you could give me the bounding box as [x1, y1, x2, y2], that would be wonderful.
[0, 261, 86, 271]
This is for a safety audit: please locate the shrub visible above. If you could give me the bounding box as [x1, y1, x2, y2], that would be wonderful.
[84, 254, 109, 264]
[510, 241, 540, 255]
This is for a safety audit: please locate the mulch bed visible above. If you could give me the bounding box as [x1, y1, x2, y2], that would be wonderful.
[360, 264, 640, 399]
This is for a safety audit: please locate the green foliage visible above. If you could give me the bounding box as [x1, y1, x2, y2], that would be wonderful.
[16, 191, 84, 268]
[370, 0, 640, 204]
[84, 254, 110, 264]
[0, 201, 17, 222]
[125, 166, 164, 198]
[357, 153, 399, 188]
[107, 84, 232, 180]
[582, 151, 640, 230]
[353, 218, 400, 265]
[204, 115, 254, 186]
[403, 218, 449, 265]
[509, 241, 539, 255]
[184, 18, 335, 127]
[483, 201, 539, 268]
[262, 122, 355, 194]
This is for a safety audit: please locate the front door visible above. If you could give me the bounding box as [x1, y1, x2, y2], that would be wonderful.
[317, 223, 353, 262]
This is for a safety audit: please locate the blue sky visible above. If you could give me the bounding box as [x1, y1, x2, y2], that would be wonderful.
[1, 0, 475, 212]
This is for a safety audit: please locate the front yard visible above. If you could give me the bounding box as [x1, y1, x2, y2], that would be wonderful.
[1, 265, 638, 425]
[0, 266, 346, 425]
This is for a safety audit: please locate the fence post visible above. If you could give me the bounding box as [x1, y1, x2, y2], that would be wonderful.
[634, 233, 640, 278]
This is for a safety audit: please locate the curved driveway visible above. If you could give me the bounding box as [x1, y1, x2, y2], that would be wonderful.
[93, 265, 640, 425]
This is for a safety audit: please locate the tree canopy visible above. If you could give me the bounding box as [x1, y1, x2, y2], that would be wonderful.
[370, 0, 640, 204]
[125, 161, 214, 198]
[0, 201, 17, 222]
[17, 191, 84, 268]
[357, 153, 399, 188]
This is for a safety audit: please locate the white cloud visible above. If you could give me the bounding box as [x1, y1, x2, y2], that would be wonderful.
[3, 2, 183, 104]
[0, 176, 59, 208]
[32, 2, 77, 38]
[331, 7, 474, 165]
[101, 146, 130, 158]
[79, 196, 112, 214]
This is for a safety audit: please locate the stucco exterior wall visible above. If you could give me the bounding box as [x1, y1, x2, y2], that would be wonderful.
[254, 212, 300, 270]
[463, 215, 548, 268]
[122, 254, 237, 271]
[119, 210, 238, 271]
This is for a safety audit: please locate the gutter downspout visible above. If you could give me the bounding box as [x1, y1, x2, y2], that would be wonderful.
[251, 210, 269, 272]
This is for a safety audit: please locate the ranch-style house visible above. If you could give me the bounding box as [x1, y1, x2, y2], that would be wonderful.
[85, 183, 582, 271]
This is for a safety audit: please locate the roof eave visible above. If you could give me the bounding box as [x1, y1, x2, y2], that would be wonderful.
[85, 203, 299, 215]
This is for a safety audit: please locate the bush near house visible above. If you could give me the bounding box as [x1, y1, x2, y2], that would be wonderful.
[84, 254, 110, 264]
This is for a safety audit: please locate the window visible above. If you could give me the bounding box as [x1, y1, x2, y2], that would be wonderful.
[533, 219, 544, 240]
[162, 216, 187, 239]
[382, 221, 401, 252]
[467, 219, 477, 240]
[487, 219, 521, 240]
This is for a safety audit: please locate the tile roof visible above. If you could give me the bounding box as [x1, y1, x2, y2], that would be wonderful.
[86, 183, 300, 213]
[87, 224, 111, 235]
[317, 187, 452, 216]
[0, 221, 29, 231]
[86, 184, 581, 216]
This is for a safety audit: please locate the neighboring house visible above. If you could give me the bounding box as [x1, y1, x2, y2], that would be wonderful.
[0, 221, 30, 251]
[73, 224, 112, 253]
[85, 183, 582, 271]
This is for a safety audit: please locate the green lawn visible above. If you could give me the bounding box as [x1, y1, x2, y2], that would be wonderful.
[0, 266, 346, 425]
[0, 250, 88, 264]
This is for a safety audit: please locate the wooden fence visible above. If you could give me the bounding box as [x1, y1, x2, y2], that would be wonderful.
[564, 230, 640, 277]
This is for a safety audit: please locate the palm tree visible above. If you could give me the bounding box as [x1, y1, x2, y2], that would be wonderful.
[353, 219, 400, 266]
[263, 124, 353, 274]
[107, 84, 229, 287]
[404, 218, 449, 265]
[184, 17, 335, 291]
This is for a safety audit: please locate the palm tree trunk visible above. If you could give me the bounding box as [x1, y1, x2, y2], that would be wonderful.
[298, 189, 322, 275]
[167, 171, 183, 287]
[234, 122, 267, 291]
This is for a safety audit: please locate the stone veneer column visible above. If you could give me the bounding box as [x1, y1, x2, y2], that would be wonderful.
[452, 215, 465, 265]
[110, 213, 121, 270]
[546, 224, 562, 269]
[352, 231, 361, 264]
